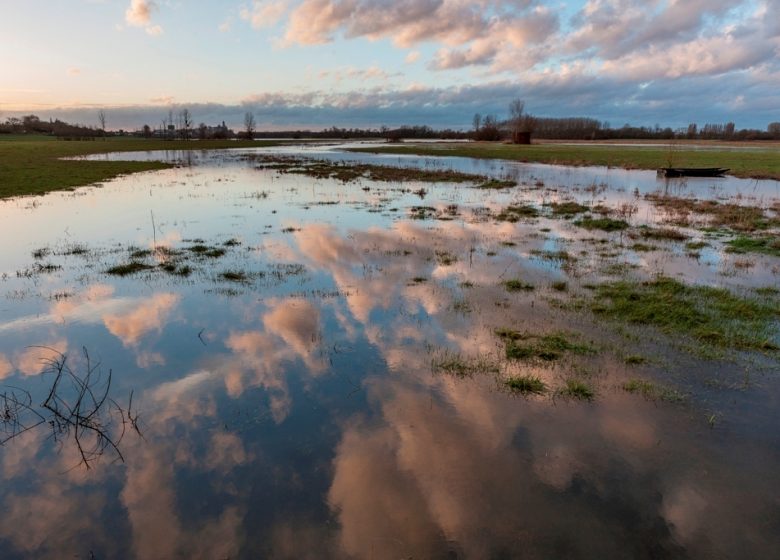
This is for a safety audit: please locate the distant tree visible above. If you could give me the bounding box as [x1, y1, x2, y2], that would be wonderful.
[198, 123, 207, 140]
[508, 99, 535, 142]
[477, 115, 501, 141]
[142, 124, 152, 138]
[97, 110, 107, 138]
[180, 108, 193, 140]
[686, 123, 698, 139]
[167, 109, 174, 140]
[768, 122, 780, 139]
[472, 113, 482, 133]
[244, 112, 256, 139]
[508, 99, 525, 135]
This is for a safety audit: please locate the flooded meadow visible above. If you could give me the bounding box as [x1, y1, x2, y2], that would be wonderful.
[1, 143, 779, 559]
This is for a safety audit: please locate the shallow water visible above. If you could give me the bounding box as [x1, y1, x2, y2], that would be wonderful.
[1, 146, 779, 559]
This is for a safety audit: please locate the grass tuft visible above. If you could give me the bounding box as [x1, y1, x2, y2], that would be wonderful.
[504, 375, 547, 395]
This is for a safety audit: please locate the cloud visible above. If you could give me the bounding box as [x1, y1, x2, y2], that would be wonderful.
[125, 0, 154, 26]
[103, 293, 180, 347]
[240, 0, 289, 29]
[125, 0, 163, 36]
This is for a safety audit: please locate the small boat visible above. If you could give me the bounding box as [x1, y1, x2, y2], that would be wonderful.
[658, 167, 730, 178]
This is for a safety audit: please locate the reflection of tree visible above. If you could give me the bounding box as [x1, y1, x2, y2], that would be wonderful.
[0, 347, 141, 469]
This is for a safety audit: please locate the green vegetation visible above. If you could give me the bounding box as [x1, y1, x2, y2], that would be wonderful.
[575, 216, 630, 232]
[188, 245, 227, 258]
[638, 227, 689, 241]
[551, 281, 568, 292]
[0, 136, 287, 199]
[256, 154, 495, 185]
[504, 375, 547, 395]
[558, 379, 595, 400]
[476, 179, 516, 189]
[220, 270, 248, 282]
[496, 329, 595, 361]
[495, 204, 539, 221]
[549, 201, 589, 216]
[503, 279, 535, 292]
[348, 141, 780, 181]
[435, 251, 458, 266]
[646, 194, 778, 232]
[624, 354, 647, 365]
[106, 261, 155, 276]
[622, 379, 686, 403]
[591, 277, 780, 350]
[431, 352, 500, 377]
[726, 235, 780, 257]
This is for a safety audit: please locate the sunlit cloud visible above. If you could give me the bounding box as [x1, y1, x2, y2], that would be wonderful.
[125, 0, 163, 36]
[240, 0, 289, 29]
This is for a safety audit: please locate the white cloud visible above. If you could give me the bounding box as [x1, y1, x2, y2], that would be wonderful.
[125, 0, 154, 26]
[240, 0, 289, 29]
[125, 0, 163, 36]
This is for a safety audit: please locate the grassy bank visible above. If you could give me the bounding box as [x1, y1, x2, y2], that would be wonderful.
[348, 142, 780, 181]
[0, 136, 288, 199]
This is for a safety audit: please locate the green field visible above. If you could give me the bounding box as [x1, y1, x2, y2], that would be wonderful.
[349, 142, 780, 181]
[0, 136, 287, 199]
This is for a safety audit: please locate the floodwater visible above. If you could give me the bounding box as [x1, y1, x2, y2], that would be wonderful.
[1, 144, 779, 559]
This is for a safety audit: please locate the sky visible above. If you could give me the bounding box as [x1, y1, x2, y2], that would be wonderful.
[1, 0, 779, 130]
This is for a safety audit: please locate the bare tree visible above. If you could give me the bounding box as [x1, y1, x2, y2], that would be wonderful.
[180, 108, 193, 140]
[508, 99, 525, 139]
[472, 113, 482, 133]
[508, 98, 536, 143]
[97, 110, 107, 139]
[244, 111, 256, 139]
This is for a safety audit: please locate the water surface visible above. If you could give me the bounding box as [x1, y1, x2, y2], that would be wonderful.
[1, 145, 778, 559]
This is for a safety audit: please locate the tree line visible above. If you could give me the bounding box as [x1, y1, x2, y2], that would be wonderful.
[2, 108, 780, 142]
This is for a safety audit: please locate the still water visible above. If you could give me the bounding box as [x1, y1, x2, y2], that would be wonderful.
[0, 145, 778, 559]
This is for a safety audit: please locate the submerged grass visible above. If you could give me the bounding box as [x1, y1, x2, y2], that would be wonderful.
[432, 352, 500, 377]
[496, 329, 595, 361]
[558, 379, 595, 400]
[575, 216, 630, 232]
[504, 375, 547, 395]
[347, 141, 780, 181]
[726, 235, 780, 257]
[106, 261, 155, 276]
[503, 279, 535, 292]
[591, 276, 780, 350]
[0, 137, 287, 199]
[623, 379, 687, 403]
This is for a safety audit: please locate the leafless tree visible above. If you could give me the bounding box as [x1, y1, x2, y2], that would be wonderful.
[97, 110, 106, 139]
[472, 113, 482, 133]
[244, 112, 256, 139]
[508, 98, 536, 142]
[509, 99, 524, 133]
[180, 108, 193, 140]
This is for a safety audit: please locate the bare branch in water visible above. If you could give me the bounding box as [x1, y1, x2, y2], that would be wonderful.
[0, 346, 142, 469]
